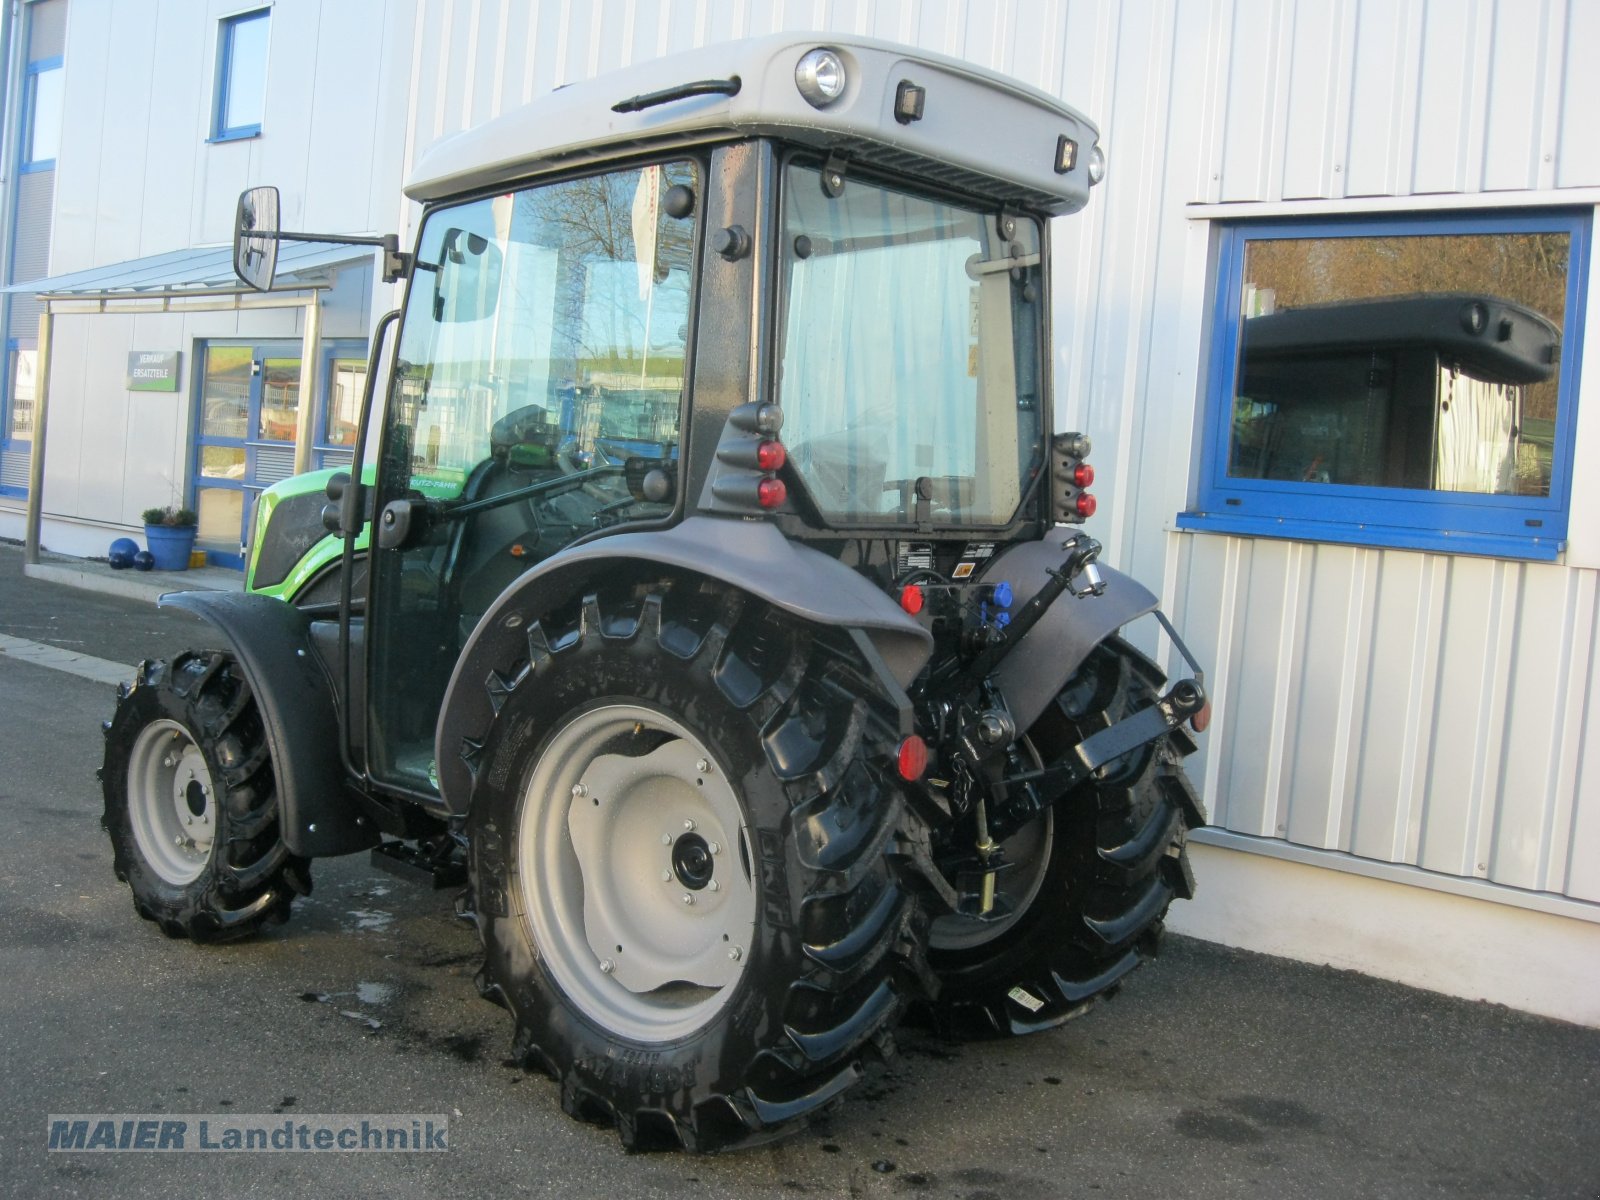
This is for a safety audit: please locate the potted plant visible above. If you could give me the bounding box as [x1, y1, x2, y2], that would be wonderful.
[141, 505, 199, 571]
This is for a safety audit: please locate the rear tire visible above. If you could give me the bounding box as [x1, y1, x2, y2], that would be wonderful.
[101, 653, 310, 942]
[463, 578, 931, 1151]
[925, 638, 1204, 1036]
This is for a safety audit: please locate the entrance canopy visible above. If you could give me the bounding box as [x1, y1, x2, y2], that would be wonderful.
[10, 241, 377, 564]
[4, 240, 369, 305]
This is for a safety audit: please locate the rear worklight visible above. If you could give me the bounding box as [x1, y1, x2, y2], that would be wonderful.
[1074, 463, 1095, 487]
[896, 736, 928, 781]
[757, 478, 787, 508]
[899, 583, 925, 614]
[756, 440, 787, 471]
[1076, 492, 1097, 518]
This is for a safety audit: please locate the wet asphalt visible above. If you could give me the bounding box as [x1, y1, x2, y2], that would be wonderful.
[0, 541, 1596, 1199]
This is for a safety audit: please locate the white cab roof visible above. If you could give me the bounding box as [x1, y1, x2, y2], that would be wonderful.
[405, 33, 1100, 215]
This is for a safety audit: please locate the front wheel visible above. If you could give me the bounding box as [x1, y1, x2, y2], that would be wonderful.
[465, 579, 931, 1150]
[101, 653, 310, 941]
[926, 638, 1204, 1036]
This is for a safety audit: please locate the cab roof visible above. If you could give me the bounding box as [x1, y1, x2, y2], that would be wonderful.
[405, 33, 1100, 215]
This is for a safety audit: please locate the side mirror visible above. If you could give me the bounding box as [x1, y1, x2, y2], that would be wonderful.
[234, 186, 281, 291]
[431, 228, 502, 323]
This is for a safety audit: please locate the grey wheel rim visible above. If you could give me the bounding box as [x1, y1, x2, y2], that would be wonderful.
[517, 704, 757, 1044]
[127, 719, 217, 887]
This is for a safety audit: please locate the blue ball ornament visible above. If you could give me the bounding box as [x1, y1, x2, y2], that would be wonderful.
[132, 550, 156, 572]
[108, 537, 138, 569]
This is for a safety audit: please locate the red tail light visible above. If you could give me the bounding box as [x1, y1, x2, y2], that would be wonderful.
[757, 477, 787, 508]
[899, 584, 925, 615]
[1075, 492, 1097, 518]
[756, 440, 787, 471]
[896, 736, 928, 781]
[1074, 462, 1095, 487]
[1191, 701, 1212, 733]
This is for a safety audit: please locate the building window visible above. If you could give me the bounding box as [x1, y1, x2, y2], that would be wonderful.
[21, 58, 62, 169]
[212, 9, 269, 141]
[1180, 211, 1590, 561]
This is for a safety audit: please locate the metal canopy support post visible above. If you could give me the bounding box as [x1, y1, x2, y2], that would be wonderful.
[294, 291, 322, 476]
[23, 310, 54, 565]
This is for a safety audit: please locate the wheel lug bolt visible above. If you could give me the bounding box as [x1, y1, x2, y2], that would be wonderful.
[696, 759, 711, 773]
[728, 946, 742, 961]
[681, 893, 694, 906]
[661, 834, 672, 845]
[709, 841, 721, 855]
[599, 959, 615, 974]
[683, 818, 695, 831]
[661, 870, 673, 883]
[709, 880, 720, 892]
[571, 783, 587, 798]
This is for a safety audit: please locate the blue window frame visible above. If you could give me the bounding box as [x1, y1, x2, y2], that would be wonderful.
[211, 9, 269, 142]
[1179, 210, 1591, 561]
[20, 56, 63, 171]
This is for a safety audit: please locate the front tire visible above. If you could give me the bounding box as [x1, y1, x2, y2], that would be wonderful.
[465, 579, 931, 1150]
[101, 653, 310, 942]
[926, 638, 1204, 1036]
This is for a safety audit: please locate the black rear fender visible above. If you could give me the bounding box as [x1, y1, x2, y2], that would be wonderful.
[435, 516, 933, 817]
[158, 591, 379, 858]
[978, 532, 1162, 733]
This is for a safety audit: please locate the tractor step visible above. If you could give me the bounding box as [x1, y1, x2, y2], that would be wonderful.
[370, 839, 467, 889]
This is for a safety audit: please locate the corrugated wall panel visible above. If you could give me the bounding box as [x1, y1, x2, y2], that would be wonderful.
[1174, 535, 1600, 903]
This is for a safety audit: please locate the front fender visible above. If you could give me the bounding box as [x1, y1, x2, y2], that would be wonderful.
[978, 531, 1161, 733]
[158, 591, 378, 858]
[435, 516, 933, 816]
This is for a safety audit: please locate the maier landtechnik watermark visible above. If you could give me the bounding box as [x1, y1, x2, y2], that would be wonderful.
[47, 1114, 448, 1152]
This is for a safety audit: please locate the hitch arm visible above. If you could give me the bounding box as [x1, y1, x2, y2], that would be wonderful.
[1000, 678, 1206, 802]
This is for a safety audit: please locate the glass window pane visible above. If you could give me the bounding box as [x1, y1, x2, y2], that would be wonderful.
[325, 358, 367, 446]
[221, 11, 268, 133]
[257, 357, 301, 441]
[8, 348, 36, 439]
[200, 346, 253, 439]
[26, 67, 62, 164]
[778, 164, 1044, 526]
[196, 487, 243, 543]
[200, 446, 246, 479]
[1230, 232, 1569, 498]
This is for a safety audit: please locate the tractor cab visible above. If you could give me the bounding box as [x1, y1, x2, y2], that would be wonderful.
[236, 36, 1112, 807]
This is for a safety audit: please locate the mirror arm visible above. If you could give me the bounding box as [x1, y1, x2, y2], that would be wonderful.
[257, 230, 411, 283]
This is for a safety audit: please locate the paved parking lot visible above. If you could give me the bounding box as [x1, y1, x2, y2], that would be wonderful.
[1, 542, 1596, 1199]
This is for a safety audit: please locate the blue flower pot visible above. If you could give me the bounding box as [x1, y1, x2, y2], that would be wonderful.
[144, 524, 197, 571]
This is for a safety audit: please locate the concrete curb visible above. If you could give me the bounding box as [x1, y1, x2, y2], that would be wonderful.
[23, 560, 242, 605]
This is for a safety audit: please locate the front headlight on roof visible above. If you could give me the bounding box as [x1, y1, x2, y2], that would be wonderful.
[1088, 144, 1106, 185]
[795, 48, 847, 108]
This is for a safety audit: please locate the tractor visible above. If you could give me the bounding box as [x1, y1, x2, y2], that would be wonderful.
[101, 34, 1208, 1151]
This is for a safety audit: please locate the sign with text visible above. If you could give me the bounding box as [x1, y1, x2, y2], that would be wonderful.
[127, 351, 180, 392]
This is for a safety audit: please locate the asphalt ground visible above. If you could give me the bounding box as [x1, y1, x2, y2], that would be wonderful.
[1, 541, 1597, 1199]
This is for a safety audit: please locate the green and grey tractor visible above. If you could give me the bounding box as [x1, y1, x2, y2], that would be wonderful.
[101, 35, 1208, 1151]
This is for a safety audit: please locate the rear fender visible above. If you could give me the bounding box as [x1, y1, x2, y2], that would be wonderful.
[435, 516, 934, 817]
[158, 591, 379, 858]
[979, 531, 1161, 733]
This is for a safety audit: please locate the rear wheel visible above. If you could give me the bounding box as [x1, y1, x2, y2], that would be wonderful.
[464, 578, 931, 1150]
[101, 653, 309, 942]
[926, 638, 1203, 1036]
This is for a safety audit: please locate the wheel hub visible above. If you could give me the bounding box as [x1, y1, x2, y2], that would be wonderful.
[671, 832, 714, 890]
